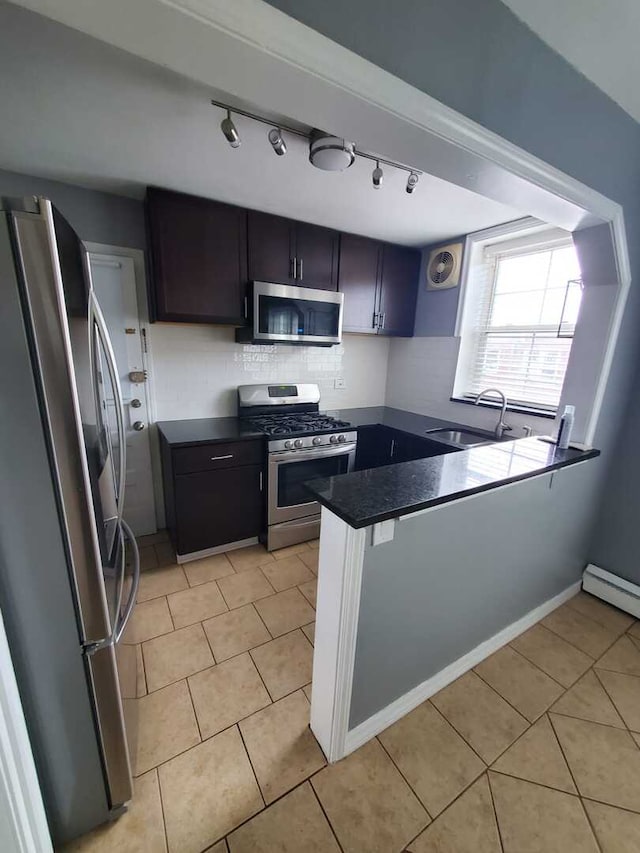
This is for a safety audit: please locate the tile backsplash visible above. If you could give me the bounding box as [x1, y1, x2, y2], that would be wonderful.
[148, 324, 390, 420]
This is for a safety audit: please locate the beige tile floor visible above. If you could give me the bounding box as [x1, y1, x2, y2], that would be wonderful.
[65, 537, 640, 853]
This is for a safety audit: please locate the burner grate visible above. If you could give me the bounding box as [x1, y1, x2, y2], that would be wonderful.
[246, 413, 351, 436]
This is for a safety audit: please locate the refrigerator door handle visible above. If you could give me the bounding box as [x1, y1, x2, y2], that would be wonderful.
[114, 519, 139, 645]
[88, 289, 127, 522]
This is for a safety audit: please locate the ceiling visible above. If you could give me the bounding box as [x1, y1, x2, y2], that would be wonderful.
[0, 2, 521, 248]
[501, 0, 640, 124]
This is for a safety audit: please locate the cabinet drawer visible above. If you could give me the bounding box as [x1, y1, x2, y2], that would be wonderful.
[172, 440, 263, 475]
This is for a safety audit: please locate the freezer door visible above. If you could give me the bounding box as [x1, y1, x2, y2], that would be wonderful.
[85, 641, 133, 808]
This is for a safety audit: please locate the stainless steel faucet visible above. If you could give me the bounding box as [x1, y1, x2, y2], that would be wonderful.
[474, 388, 513, 439]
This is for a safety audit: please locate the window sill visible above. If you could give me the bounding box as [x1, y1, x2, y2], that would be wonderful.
[450, 397, 557, 420]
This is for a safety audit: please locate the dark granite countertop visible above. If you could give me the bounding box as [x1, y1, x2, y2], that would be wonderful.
[305, 437, 600, 528]
[156, 406, 481, 447]
[156, 416, 265, 447]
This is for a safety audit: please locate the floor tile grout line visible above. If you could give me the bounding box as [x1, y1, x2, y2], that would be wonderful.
[152, 766, 171, 853]
[580, 793, 640, 816]
[488, 765, 581, 798]
[307, 779, 346, 853]
[374, 735, 434, 821]
[235, 722, 267, 813]
[185, 675, 204, 743]
[498, 642, 570, 690]
[546, 712, 585, 800]
[485, 771, 507, 853]
[506, 637, 589, 691]
[251, 600, 275, 640]
[472, 665, 560, 724]
[577, 797, 606, 853]
[540, 615, 621, 663]
[591, 666, 638, 733]
[141, 619, 315, 697]
[427, 699, 491, 768]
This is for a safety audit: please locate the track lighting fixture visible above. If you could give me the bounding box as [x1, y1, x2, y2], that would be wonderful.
[268, 128, 287, 156]
[211, 99, 422, 193]
[220, 110, 241, 148]
[406, 172, 419, 194]
[372, 161, 383, 190]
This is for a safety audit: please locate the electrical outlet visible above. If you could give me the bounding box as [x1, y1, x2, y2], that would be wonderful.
[334, 378, 346, 390]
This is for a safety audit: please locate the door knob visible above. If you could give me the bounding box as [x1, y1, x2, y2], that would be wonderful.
[133, 421, 145, 431]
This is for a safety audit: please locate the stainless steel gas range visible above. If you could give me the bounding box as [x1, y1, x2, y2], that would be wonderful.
[238, 383, 357, 550]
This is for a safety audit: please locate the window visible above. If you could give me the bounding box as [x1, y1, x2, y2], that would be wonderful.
[455, 226, 582, 412]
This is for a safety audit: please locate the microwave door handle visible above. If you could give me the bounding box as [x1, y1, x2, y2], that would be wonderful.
[114, 519, 140, 644]
[89, 291, 127, 521]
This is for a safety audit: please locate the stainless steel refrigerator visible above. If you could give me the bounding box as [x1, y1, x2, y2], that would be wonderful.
[0, 196, 140, 843]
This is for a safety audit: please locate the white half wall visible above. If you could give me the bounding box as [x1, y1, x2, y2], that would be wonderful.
[147, 325, 390, 420]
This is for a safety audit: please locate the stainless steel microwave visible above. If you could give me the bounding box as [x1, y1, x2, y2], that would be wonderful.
[237, 281, 344, 346]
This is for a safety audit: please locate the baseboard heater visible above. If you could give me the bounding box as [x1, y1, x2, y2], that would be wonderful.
[583, 563, 640, 619]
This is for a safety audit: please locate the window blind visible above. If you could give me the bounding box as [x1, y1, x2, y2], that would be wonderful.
[461, 233, 581, 412]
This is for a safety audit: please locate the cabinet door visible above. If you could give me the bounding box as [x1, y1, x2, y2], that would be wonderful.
[247, 210, 295, 285]
[174, 465, 263, 555]
[147, 188, 247, 323]
[338, 234, 381, 333]
[378, 244, 421, 336]
[294, 222, 339, 291]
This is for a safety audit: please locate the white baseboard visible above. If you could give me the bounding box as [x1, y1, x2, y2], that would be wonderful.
[583, 563, 640, 618]
[344, 579, 581, 756]
[176, 536, 258, 563]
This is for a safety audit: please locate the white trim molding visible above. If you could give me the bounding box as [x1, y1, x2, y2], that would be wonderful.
[0, 610, 52, 853]
[310, 508, 366, 762]
[344, 579, 581, 756]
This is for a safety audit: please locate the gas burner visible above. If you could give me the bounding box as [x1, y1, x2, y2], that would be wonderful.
[247, 412, 352, 437]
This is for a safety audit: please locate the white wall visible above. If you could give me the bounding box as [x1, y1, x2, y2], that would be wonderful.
[385, 336, 555, 436]
[147, 324, 390, 420]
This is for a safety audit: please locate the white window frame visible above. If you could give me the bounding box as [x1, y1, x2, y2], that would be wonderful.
[453, 218, 580, 414]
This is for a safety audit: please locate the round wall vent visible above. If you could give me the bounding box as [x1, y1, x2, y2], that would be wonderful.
[309, 133, 356, 172]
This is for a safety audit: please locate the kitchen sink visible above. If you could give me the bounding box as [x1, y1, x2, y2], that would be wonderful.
[424, 428, 495, 448]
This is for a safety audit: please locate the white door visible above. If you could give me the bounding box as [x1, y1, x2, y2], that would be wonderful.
[89, 253, 156, 536]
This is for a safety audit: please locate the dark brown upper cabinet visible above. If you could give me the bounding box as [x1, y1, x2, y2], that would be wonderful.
[248, 210, 339, 291]
[338, 233, 381, 333]
[338, 235, 420, 337]
[378, 244, 421, 337]
[147, 187, 247, 324]
[247, 210, 294, 285]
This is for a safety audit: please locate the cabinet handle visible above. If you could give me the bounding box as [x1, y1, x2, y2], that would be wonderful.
[390, 439, 395, 458]
[259, 471, 263, 491]
[380, 312, 386, 330]
[210, 454, 233, 461]
[372, 312, 379, 329]
[293, 257, 297, 280]
[244, 296, 248, 319]
[299, 258, 303, 281]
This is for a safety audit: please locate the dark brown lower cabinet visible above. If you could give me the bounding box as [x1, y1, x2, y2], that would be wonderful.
[161, 437, 264, 557]
[174, 466, 262, 555]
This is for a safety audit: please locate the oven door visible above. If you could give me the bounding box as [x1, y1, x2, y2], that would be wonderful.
[253, 281, 343, 345]
[268, 442, 356, 525]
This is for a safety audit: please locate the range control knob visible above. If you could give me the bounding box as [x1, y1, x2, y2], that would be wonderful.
[329, 435, 339, 444]
[284, 440, 293, 449]
[337, 434, 346, 443]
[312, 436, 322, 446]
[294, 438, 304, 449]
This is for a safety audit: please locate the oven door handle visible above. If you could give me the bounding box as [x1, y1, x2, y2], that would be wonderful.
[269, 442, 357, 464]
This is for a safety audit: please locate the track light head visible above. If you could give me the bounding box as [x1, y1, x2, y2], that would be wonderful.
[268, 128, 287, 156]
[220, 110, 241, 148]
[406, 172, 419, 194]
[372, 161, 383, 189]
